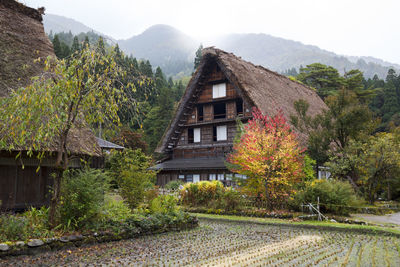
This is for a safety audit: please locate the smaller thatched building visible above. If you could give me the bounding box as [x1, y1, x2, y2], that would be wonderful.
[152, 47, 327, 186]
[0, 0, 102, 210]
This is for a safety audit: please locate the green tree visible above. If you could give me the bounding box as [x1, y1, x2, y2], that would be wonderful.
[52, 34, 62, 58]
[71, 36, 81, 54]
[291, 88, 374, 172]
[327, 133, 400, 203]
[297, 63, 344, 99]
[106, 149, 156, 208]
[194, 44, 203, 70]
[0, 46, 133, 226]
[143, 86, 175, 152]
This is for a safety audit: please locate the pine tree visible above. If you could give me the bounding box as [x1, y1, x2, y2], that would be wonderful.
[52, 34, 62, 59]
[194, 44, 203, 70]
[97, 36, 105, 55]
[71, 36, 81, 54]
[83, 36, 90, 49]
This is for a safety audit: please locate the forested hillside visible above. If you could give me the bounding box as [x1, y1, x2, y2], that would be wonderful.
[43, 15, 399, 79]
[217, 33, 398, 79]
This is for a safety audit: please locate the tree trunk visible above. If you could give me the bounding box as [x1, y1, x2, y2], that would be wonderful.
[49, 168, 63, 227]
[264, 178, 271, 210]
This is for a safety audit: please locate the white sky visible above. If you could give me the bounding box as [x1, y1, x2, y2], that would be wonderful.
[23, 0, 400, 64]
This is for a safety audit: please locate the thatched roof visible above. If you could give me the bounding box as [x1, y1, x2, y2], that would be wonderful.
[156, 47, 327, 153]
[0, 0, 101, 156]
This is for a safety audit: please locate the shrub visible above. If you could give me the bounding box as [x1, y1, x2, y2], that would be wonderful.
[180, 181, 225, 207]
[100, 195, 134, 222]
[180, 181, 244, 211]
[165, 180, 184, 190]
[222, 188, 244, 211]
[289, 179, 361, 215]
[0, 207, 54, 242]
[0, 215, 29, 241]
[58, 168, 107, 229]
[106, 149, 156, 208]
[149, 195, 179, 214]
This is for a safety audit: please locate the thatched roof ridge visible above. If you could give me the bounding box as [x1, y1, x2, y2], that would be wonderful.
[203, 47, 326, 121]
[156, 47, 327, 153]
[0, 0, 101, 157]
[0, 0, 44, 21]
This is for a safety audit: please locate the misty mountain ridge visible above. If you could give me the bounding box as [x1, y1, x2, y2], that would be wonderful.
[43, 14, 399, 79]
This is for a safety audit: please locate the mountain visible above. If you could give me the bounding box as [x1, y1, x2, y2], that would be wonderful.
[43, 14, 116, 43]
[118, 24, 198, 77]
[215, 33, 398, 79]
[41, 13, 399, 79]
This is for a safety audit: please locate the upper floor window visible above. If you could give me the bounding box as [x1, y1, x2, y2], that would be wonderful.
[188, 128, 200, 143]
[213, 102, 226, 119]
[197, 104, 204, 121]
[236, 99, 243, 116]
[212, 83, 226, 98]
[213, 125, 227, 141]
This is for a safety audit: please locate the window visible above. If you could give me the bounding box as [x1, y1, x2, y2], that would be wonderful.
[234, 174, 247, 180]
[212, 83, 226, 98]
[236, 99, 243, 115]
[193, 174, 200, 183]
[188, 128, 194, 143]
[213, 125, 227, 141]
[217, 125, 227, 141]
[178, 175, 185, 180]
[186, 174, 193, 182]
[226, 174, 233, 181]
[194, 128, 201, 143]
[213, 102, 226, 119]
[217, 174, 224, 181]
[209, 174, 216, 180]
[197, 105, 204, 121]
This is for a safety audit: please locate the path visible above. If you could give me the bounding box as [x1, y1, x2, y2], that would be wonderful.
[352, 211, 400, 225]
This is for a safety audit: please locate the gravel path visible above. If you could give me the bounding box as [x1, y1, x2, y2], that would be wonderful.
[352, 212, 400, 225]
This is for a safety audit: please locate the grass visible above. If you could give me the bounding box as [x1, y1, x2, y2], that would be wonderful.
[193, 213, 400, 236]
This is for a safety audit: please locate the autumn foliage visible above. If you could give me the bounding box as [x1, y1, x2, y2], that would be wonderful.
[227, 108, 305, 208]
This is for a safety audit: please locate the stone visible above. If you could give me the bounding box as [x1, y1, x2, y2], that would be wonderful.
[0, 243, 10, 251]
[59, 236, 70, 243]
[27, 239, 44, 247]
[15, 241, 25, 247]
[44, 238, 57, 244]
[67, 234, 83, 242]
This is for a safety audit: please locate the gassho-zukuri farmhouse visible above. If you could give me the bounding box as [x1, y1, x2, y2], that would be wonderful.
[152, 47, 327, 186]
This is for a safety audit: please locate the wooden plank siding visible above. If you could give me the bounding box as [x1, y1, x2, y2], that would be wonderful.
[173, 63, 252, 160]
[0, 164, 53, 210]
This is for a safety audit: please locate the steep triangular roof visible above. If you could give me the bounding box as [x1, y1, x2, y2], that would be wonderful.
[0, 0, 101, 156]
[156, 47, 327, 153]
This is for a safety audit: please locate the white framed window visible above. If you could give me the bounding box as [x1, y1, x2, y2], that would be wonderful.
[216, 125, 227, 141]
[178, 175, 185, 180]
[209, 174, 216, 180]
[194, 128, 201, 143]
[234, 174, 247, 179]
[212, 83, 226, 98]
[217, 174, 224, 181]
[193, 174, 200, 183]
[226, 174, 233, 181]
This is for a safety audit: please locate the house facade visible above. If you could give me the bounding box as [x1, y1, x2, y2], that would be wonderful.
[153, 48, 327, 186]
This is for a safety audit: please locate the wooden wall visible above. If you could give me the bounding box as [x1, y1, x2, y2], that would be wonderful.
[0, 164, 53, 210]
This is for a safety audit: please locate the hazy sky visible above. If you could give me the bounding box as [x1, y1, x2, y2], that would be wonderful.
[23, 0, 400, 64]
